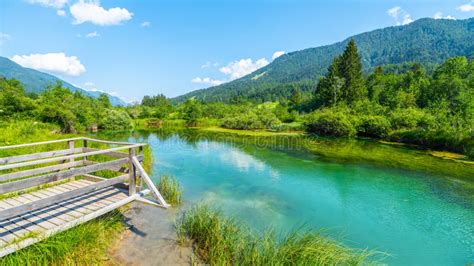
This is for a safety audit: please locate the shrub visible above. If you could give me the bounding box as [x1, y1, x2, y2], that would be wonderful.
[389, 108, 434, 130]
[304, 109, 356, 137]
[99, 109, 133, 131]
[357, 115, 391, 138]
[157, 175, 182, 206]
[221, 112, 264, 130]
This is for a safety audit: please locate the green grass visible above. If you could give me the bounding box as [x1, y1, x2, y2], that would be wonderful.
[157, 175, 183, 206]
[0, 210, 125, 265]
[176, 205, 377, 265]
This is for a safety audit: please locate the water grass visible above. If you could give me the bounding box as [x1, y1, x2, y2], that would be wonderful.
[157, 175, 183, 206]
[0, 210, 125, 265]
[176, 205, 376, 265]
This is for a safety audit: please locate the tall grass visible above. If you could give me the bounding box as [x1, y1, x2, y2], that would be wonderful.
[176, 205, 376, 265]
[0, 210, 125, 265]
[157, 175, 183, 205]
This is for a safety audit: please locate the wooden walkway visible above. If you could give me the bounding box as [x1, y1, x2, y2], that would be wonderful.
[0, 137, 169, 257]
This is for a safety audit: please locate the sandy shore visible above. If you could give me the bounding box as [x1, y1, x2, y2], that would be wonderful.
[108, 202, 193, 266]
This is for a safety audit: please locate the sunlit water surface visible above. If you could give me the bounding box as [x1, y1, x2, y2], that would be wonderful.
[123, 130, 474, 265]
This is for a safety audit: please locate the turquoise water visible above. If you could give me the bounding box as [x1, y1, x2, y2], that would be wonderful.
[128, 130, 473, 265]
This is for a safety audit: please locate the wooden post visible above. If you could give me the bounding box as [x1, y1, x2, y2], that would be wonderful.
[128, 148, 136, 196]
[67, 140, 75, 164]
[138, 146, 144, 191]
[83, 139, 88, 162]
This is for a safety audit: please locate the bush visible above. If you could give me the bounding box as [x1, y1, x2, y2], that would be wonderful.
[100, 109, 133, 130]
[357, 115, 391, 138]
[389, 108, 434, 130]
[221, 112, 264, 130]
[304, 109, 356, 137]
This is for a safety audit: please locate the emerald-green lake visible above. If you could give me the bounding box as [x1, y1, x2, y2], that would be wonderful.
[125, 130, 473, 265]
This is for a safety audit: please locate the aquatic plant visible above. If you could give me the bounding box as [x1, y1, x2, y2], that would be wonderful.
[176, 205, 375, 265]
[157, 175, 183, 206]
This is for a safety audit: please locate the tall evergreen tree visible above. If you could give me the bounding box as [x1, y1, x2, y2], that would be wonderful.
[316, 55, 344, 107]
[339, 39, 367, 103]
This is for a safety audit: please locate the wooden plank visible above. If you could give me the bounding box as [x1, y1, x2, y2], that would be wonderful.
[0, 148, 82, 166]
[0, 158, 128, 194]
[82, 137, 146, 147]
[0, 138, 83, 151]
[0, 161, 84, 183]
[0, 192, 138, 257]
[0, 145, 140, 171]
[132, 156, 170, 208]
[83, 148, 128, 158]
[0, 175, 127, 220]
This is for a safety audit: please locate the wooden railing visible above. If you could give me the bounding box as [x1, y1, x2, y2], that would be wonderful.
[0, 137, 169, 221]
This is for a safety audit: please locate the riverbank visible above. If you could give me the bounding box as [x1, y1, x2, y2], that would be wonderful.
[137, 125, 474, 181]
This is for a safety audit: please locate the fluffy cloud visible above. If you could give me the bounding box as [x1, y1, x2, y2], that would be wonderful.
[387, 6, 413, 26]
[272, 51, 285, 60]
[141, 21, 151, 27]
[191, 77, 224, 86]
[433, 12, 455, 20]
[0, 33, 11, 45]
[85, 31, 100, 38]
[28, 0, 68, 9]
[457, 2, 474, 12]
[11, 52, 86, 76]
[70, 0, 133, 26]
[219, 58, 269, 80]
[56, 9, 66, 16]
[83, 82, 95, 87]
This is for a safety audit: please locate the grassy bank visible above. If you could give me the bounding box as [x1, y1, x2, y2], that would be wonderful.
[0, 211, 124, 265]
[177, 205, 377, 265]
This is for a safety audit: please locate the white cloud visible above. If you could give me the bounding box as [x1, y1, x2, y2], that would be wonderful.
[84, 82, 95, 87]
[0, 33, 11, 45]
[85, 31, 100, 38]
[56, 9, 66, 16]
[11, 52, 86, 76]
[272, 51, 285, 60]
[457, 1, 474, 12]
[141, 21, 151, 27]
[191, 77, 224, 86]
[387, 6, 413, 25]
[201, 61, 219, 68]
[70, 0, 133, 26]
[433, 12, 455, 20]
[219, 58, 269, 80]
[28, 0, 68, 9]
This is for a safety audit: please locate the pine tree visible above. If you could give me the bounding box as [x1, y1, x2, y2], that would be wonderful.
[339, 39, 367, 103]
[316, 55, 344, 106]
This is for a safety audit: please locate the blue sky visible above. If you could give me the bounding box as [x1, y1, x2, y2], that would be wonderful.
[0, 0, 473, 102]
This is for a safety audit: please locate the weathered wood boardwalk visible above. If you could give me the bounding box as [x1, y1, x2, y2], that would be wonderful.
[0, 137, 169, 257]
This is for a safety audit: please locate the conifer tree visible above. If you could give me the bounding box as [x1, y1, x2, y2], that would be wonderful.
[339, 39, 367, 103]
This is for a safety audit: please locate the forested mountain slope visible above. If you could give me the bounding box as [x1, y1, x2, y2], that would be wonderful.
[174, 18, 474, 103]
[0, 56, 127, 106]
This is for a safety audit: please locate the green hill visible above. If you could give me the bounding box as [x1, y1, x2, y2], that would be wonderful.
[174, 17, 474, 103]
[0, 56, 127, 106]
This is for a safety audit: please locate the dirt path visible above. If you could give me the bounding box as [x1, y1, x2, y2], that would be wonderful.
[108, 202, 193, 266]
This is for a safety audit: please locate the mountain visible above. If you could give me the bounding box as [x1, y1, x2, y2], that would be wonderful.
[174, 18, 474, 103]
[0, 56, 127, 106]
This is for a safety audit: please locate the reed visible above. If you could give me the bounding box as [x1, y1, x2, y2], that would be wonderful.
[157, 175, 183, 206]
[176, 205, 377, 265]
